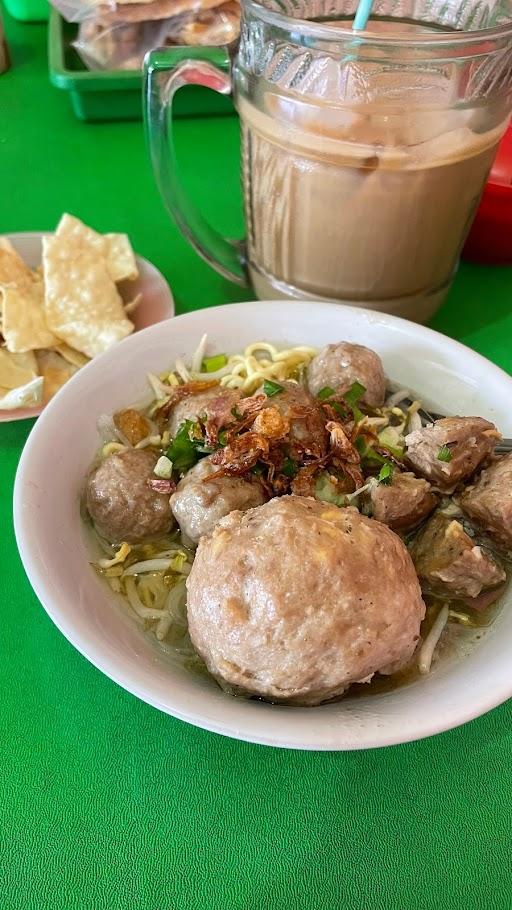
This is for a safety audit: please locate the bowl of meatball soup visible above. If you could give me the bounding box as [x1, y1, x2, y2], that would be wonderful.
[14, 302, 512, 750]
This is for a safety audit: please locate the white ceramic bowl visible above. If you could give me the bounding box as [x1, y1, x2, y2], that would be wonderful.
[13, 302, 512, 750]
[0, 232, 174, 423]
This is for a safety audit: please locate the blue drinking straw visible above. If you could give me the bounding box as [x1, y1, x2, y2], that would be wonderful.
[352, 0, 374, 31]
[344, 0, 373, 61]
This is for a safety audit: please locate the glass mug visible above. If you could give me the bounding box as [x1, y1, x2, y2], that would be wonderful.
[144, 1, 512, 321]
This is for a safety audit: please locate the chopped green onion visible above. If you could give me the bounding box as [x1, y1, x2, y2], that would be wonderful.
[166, 420, 204, 474]
[437, 445, 452, 463]
[317, 386, 336, 401]
[263, 379, 284, 398]
[343, 381, 366, 407]
[217, 430, 228, 447]
[282, 457, 298, 478]
[332, 402, 348, 419]
[355, 435, 370, 457]
[251, 463, 265, 476]
[378, 442, 405, 459]
[378, 425, 405, 456]
[364, 447, 393, 468]
[377, 463, 394, 485]
[201, 353, 227, 373]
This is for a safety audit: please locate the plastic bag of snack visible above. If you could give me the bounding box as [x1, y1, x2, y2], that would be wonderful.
[74, 19, 173, 70]
[51, 0, 237, 27]
[73, 0, 240, 70]
[52, 0, 240, 70]
[165, 0, 239, 46]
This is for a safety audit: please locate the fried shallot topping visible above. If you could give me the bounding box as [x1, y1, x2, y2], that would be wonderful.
[291, 462, 327, 497]
[326, 421, 360, 464]
[155, 380, 220, 420]
[203, 390, 243, 447]
[147, 478, 176, 494]
[210, 433, 270, 476]
[252, 407, 290, 440]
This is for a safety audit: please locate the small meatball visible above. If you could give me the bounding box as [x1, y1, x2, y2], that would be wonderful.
[113, 408, 150, 446]
[168, 387, 241, 437]
[86, 448, 173, 544]
[170, 455, 266, 545]
[410, 511, 505, 599]
[307, 342, 386, 407]
[186, 496, 425, 705]
[460, 453, 512, 550]
[259, 380, 328, 458]
[369, 471, 438, 532]
[405, 417, 500, 493]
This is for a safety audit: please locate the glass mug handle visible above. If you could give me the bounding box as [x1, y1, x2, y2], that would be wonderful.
[144, 47, 247, 286]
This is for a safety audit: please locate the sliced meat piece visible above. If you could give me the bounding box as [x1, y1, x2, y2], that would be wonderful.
[410, 511, 505, 599]
[307, 342, 386, 407]
[459, 453, 512, 551]
[405, 416, 500, 493]
[86, 448, 174, 544]
[460, 584, 507, 612]
[258, 380, 328, 459]
[170, 454, 267, 545]
[369, 471, 438, 532]
[168, 387, 241, 437]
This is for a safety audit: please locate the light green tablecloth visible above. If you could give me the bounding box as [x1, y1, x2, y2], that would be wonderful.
[1, 10, 512, 909]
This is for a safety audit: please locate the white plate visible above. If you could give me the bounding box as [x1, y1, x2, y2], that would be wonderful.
[13, 302, 512, 750]
[0, 232, 174, 423]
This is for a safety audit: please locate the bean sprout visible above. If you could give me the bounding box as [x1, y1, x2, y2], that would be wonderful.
[190, 334, 208, 373]
[123, 558, 175, 576]
[407, 410, 422, 433]
[147, 373, 173, 401]
[125, 577, 167, 620]
[175, 357, 191, 383]
[418, 605, 449, 674]
[386, 388, 411, 409]
[98, 542, 131, 569]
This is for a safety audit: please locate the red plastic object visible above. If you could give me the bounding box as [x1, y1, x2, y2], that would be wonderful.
[463, 125, 512, 264]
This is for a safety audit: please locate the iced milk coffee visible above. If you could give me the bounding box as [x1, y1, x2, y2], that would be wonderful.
[237, 23, 508, 320]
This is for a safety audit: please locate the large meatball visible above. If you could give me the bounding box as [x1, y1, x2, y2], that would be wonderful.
[86, 448, 173, 543]
[258, 380, 328, 458]
[170, 454, 267, 545]
[168, 387, 241, 437]
[186, 496, 425, 705]
[307, 342, 386, 407]
[405, 416, 500, 493]
[459, 454, 512, 551]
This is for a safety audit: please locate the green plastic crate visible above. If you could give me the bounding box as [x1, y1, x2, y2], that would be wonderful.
[48, 8, 234, 122]
[3, 0, 48, 22]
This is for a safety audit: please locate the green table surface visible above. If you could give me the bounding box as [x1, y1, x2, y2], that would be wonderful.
[1, 9, 512, 910]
